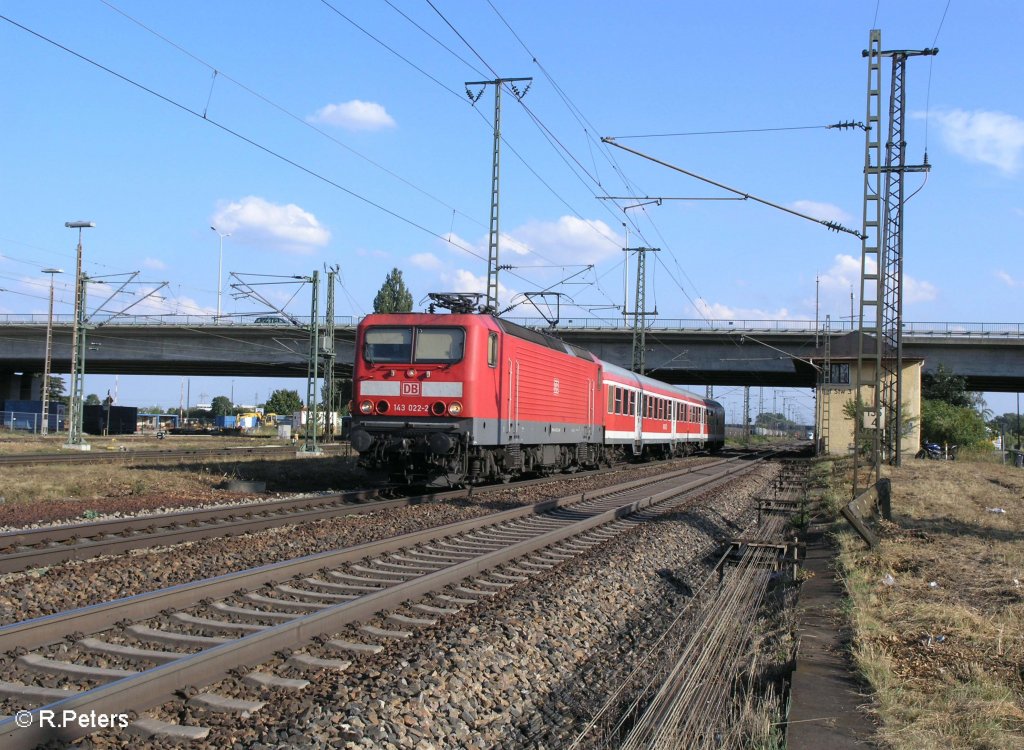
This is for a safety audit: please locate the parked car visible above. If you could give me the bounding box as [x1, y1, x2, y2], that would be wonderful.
[254, 316, 288, 325]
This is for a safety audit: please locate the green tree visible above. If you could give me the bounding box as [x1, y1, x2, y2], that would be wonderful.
[210, 395, 233, 417]
[920, 399, 988, 449]
[264, 389, 303, 415]
[922, 364, 983, 409]
[988, 412, 1023, 449]
[45, 376, 67, 405]
[373, 268, 413, 313]
[84, 393, 101, 406]
[320, 378, 352, 414]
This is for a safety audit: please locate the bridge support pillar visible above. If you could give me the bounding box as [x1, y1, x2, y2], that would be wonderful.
[0, 371, 38, 401]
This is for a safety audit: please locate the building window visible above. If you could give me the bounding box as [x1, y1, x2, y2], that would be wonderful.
[830, 363, 851, 385]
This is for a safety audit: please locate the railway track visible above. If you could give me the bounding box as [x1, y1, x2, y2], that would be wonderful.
[0, 455, 740, 574]
[0, 442, 352, 467]
[0, 452, 769, 747]
[0, 488, 394, 574]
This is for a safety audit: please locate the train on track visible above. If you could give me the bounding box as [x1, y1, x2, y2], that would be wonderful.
[349, 309, 725, 485]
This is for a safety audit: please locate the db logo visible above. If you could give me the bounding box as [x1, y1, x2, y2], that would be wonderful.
[401, 382, 421, 396]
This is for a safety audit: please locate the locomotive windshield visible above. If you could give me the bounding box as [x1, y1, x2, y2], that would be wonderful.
[363, 326, 465, 364]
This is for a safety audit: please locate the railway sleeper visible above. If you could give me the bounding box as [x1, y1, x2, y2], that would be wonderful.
[126, 624, 229, 649]
[186, 692, 265, 716]
[170, 612, 268, 634]
[76, 638, 181, 666]
[0, 680, 77, 706]
[127, 717, 210, 742]
[285, 653, 351, 672]
[16, 653, 138, 684]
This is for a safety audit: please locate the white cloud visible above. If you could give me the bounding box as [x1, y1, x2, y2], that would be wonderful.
[996, 270, 1019, 287]
[507, 216, 623, 265]
[904, 276, 938, 304]
[211, 196, 329, 254]
[142, 257, 167, 271]
[694, 299, 791, 320]
[410, 252, 443, 271]
[790, 200, 852, 224]
[307, 100, 396, 131]
[437, 267, 513, 301]
[927, 109, 1024, 175]
[817, 253, 937, 308]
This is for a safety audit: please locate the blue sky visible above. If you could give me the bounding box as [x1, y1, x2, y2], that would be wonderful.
[1, 1, 1021, 421]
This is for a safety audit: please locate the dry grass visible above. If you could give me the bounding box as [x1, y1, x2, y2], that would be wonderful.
[0, 435, 364, 525]
[0, 431, 286, 455]
[837, 458, 1024, 750]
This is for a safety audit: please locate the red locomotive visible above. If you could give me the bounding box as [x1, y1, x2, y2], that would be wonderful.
[349, 310, 725, 484]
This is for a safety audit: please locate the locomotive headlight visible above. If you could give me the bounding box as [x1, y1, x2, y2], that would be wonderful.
[406, 368, 416, 378]
[359, 400, 373, 414]
[448, 401, 463, 416]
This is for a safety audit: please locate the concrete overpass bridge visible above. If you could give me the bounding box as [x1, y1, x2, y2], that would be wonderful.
[1, 314, 1022, 396]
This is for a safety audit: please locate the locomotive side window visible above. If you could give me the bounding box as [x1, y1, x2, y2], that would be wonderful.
[363, 327, 412, 363]
[414, 327, 465, 363]
[487, 332, 498, 367]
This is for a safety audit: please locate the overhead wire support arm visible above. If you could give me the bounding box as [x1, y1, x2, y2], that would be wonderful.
[600, 137, 865, 239]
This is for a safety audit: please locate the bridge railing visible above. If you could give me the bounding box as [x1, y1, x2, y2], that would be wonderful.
[0, 314, 1021, 338]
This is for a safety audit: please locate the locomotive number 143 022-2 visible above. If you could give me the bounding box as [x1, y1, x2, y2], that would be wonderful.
[391, 402, 431, 413]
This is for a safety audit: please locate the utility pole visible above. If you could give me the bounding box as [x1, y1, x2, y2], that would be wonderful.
[40, 267, 63, 436]
[854, 29, 936, 493]
[815, 275, 820, 348]
[322, 266, 338, 442]
[743, 386, 751, 445]
[301, 270, 321, 454]
[63, 221, 94, 450]
[623, 246, 659, 374]
[465, 76, 531, 313]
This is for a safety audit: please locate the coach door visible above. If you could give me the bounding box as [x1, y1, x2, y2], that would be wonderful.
[583, 378, 595, 442]
[633, 388, 643, 454]
[506, 358, 520, 441]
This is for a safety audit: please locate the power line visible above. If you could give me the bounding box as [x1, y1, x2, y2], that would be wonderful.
[0, 13, 498, 269]
[608, 124, 835, 139]
[100, 0, 486, 234]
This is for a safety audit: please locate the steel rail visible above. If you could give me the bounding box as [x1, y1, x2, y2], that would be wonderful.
[0, 456, 765, 747]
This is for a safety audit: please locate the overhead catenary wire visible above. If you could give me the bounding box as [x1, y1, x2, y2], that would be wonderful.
[0, 13, 563, 299]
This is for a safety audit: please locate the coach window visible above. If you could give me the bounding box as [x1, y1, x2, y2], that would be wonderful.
[628, 391, 636, 416]
[414, 327, 465, 364]
[487, 332, 498, 367]
[363, 327, 412, 363]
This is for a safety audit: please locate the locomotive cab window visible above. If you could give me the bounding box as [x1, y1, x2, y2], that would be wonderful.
[415, 327, 464, 363]
[363, 327, 412, 363]
[363, 326, 465, 364]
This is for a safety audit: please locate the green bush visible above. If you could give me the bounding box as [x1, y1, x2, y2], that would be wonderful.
[920, 398, 989, 449]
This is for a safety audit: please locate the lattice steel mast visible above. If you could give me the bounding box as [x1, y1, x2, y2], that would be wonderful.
[465, 77, 532, 313]
[624, 246, 659, 374]
[854, 30, 936, 492]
